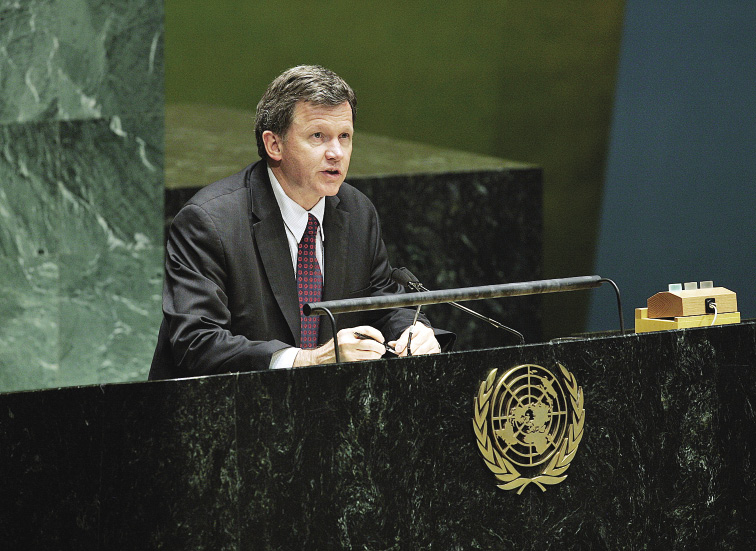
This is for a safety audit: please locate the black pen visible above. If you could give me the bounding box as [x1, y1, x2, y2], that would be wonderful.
[406, 305, 422, 357]
[353, 332, 399, 355]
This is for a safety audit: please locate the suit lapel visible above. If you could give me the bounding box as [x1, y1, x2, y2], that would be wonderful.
[320, 195, 349, 342]
[248, 164, 301, 346]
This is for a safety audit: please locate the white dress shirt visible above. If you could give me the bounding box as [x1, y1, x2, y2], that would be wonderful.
[267, 165, 326, 369]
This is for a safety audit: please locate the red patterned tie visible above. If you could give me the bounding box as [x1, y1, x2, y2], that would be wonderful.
[297, 214, 323, 349]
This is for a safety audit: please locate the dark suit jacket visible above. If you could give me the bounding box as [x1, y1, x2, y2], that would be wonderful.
[149, 161, 452, 380]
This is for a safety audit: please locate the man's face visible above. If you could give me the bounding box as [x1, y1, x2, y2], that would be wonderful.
[269, 100, 353, 210]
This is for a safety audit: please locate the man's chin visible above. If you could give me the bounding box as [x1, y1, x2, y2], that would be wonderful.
[318, 179, 345, 197]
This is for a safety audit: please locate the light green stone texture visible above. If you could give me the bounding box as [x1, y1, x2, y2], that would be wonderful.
[0, 0, 163, 123]
[57, 116, 163, 388]
[0, 123, 60, 391]
[0, 0, 164, 392]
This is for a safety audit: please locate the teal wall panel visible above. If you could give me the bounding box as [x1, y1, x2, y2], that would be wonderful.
[589, 1, 756, 331]
[0, 1, 165, 392]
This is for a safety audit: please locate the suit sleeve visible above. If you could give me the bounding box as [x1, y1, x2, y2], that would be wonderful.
[163, 204, 288, 376]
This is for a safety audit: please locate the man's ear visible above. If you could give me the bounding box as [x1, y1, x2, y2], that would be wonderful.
[262, 130, 283, 161]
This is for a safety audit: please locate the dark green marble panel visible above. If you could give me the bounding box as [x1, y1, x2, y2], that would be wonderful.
[515, 327, 756, 550]
[0, 385, 103, 550]
[1, 321, 754, 548]
[0, 0, 164, 124]
[232, 359, 533, 549]
[0, 121, 60, 390]
[352, 169, 543, 348]
[57, 115, 164, 387]
[99, 376, 239, 550]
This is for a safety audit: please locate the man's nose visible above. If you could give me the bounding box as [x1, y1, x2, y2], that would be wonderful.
[325, 139, 343, 160]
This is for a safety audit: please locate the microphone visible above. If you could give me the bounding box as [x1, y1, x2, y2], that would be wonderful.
[390, 267, 419, 289]
[391, 267, 526, 345]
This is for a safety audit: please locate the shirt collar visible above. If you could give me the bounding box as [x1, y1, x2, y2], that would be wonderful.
[267, 164, 325, 243]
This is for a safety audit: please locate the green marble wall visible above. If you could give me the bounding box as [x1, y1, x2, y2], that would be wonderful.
[0, 0, 164, 392]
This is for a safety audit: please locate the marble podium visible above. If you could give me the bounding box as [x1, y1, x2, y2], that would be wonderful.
[1, 322, 755, 549]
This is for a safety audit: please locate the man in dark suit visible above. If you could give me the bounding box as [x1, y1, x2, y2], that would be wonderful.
[149, 65, 451, 380]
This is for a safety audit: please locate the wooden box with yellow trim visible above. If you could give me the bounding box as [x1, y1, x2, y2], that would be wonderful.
[635, 287, 740, 333]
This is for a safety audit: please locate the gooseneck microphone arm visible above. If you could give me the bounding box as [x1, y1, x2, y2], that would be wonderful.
[391, 268, 525, 345]
[599, 278, 625, 335]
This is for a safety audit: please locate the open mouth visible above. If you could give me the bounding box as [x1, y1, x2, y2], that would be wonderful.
[323, 169, 341, 176]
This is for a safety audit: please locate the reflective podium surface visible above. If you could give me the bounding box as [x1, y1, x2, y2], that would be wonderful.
[2, 322, 755, 549]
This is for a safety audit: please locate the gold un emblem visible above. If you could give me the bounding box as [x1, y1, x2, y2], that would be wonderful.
[473, 364, 585, 494]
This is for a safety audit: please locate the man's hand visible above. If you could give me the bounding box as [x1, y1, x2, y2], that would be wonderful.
[389, 323, 441, 357]
[293, 326, 386, 366]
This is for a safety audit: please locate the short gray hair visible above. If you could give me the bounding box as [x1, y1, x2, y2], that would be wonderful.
[255, 65, 357, 159]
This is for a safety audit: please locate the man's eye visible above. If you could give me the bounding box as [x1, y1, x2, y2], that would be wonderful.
[313, 132, 323, 139]
[340, 133, 351, 139]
